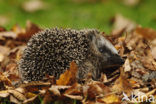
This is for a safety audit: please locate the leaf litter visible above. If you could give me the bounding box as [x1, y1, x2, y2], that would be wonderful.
[0, 17, 156, 104]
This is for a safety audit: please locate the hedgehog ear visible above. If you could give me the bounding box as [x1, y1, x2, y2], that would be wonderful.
[87, 31, 96, 41]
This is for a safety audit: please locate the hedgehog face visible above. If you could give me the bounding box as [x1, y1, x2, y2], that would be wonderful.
[98, 35, 124, 65]
[89, 32, 124, 71]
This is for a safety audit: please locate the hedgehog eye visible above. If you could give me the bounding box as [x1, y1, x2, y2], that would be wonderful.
[99, 48, 105, 53]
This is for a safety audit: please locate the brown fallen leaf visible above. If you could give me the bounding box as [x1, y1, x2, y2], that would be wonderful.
[8, 90, 26, 101]
[64, 94, 83, 100]
[43, 86, 61, 104]
[123, 59, 131, 72]
[111, 14, 136, 36]
[64, 83, 83, 101]
[0, 46, 10, 64]
[56, 61, 78, 85]
[0, 72, 12, 87]
[0, 90, 9, 98]
[98, 94, 121, 104]
[65, 83, 81, 94]
[0, 53, 4, 62]
[0, 46, 10, 55]
[85, 82, 111, 102]
[17, 20, 41, 41]
[0, 31, 17, 39]
[126, 27, 156, 68]
[4, 62, 20, 83]
[0, 26, 6, 32]
[15, 87, 25, 94]
[49, 85, 71, 91]
[135, 26, 156, 40]
[22, 0, 47, 13]
[49, 86, 61, 97]
[4, 39, 25, 49]
[10, 95, 22, 104]
[122, 0, 140, 6]
[23, 95, 40, 104]
[12, 24, 25, 35]
[20, 81, 51, 92]
[25, 92, 37, 99]
[150, 38, 156, 59]
[112, 68, 132, 96]
[8, 46, 26, 62]
[141, 57, 156, 71]
[151, 46, 156, 59]
[128, 79, 140, 88]
[87, 84, 100, 100]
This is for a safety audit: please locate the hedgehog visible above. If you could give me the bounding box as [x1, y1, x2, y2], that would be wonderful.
[18, 28, 124, 82]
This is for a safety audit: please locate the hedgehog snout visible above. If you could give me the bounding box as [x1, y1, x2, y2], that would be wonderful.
[110, 54, 125, 65]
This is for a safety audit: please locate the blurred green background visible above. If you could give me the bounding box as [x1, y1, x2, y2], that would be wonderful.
[0, 0, 156, 33]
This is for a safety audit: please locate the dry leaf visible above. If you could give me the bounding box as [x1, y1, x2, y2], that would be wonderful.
[0, 26, 6, 32]
[22, 0, 47, 12]
[20, 81, 51, 92]
[25, 92, 37, 99]
[49, 85, 71, 90]
[86, 82, 111, 101]
[0, 72, 12, 87]
[122, 0, 140, 6]
[56, 61, 78, 85]
[12, 24, 25, 35]
[8, 46, 26, 61]
[112, 68, 132, 96]
[151, 46, 156, 59]
[111, 14, 136, 36]
[0, 31, 17, 39]
[23, 95, 40, 104]
[8, 90, 26, 101]
[64, 94, 83, 100]
[43, 88, 60, 104]
[0, 53, 4, 62]
[123, 59, 131, 72]
[10, 95, 22, 104]
[65, 83, 81, 95]
[3, 62, 20, 83]
[98, 94, 120, 104]
[49, 86, 61, 97]
[15, 87, 25, 94]
[0, 90, 9, 98]
[0, 46, 10, 63]
[17, 20, 41, 41]
[135, 26, 156, 40]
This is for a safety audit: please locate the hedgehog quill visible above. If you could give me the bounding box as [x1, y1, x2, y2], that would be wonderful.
[18, 28, 124, 82]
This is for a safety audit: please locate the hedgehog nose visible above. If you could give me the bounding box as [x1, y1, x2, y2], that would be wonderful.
[112, 54, 125, 65]
[120, 57, 125, 64]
